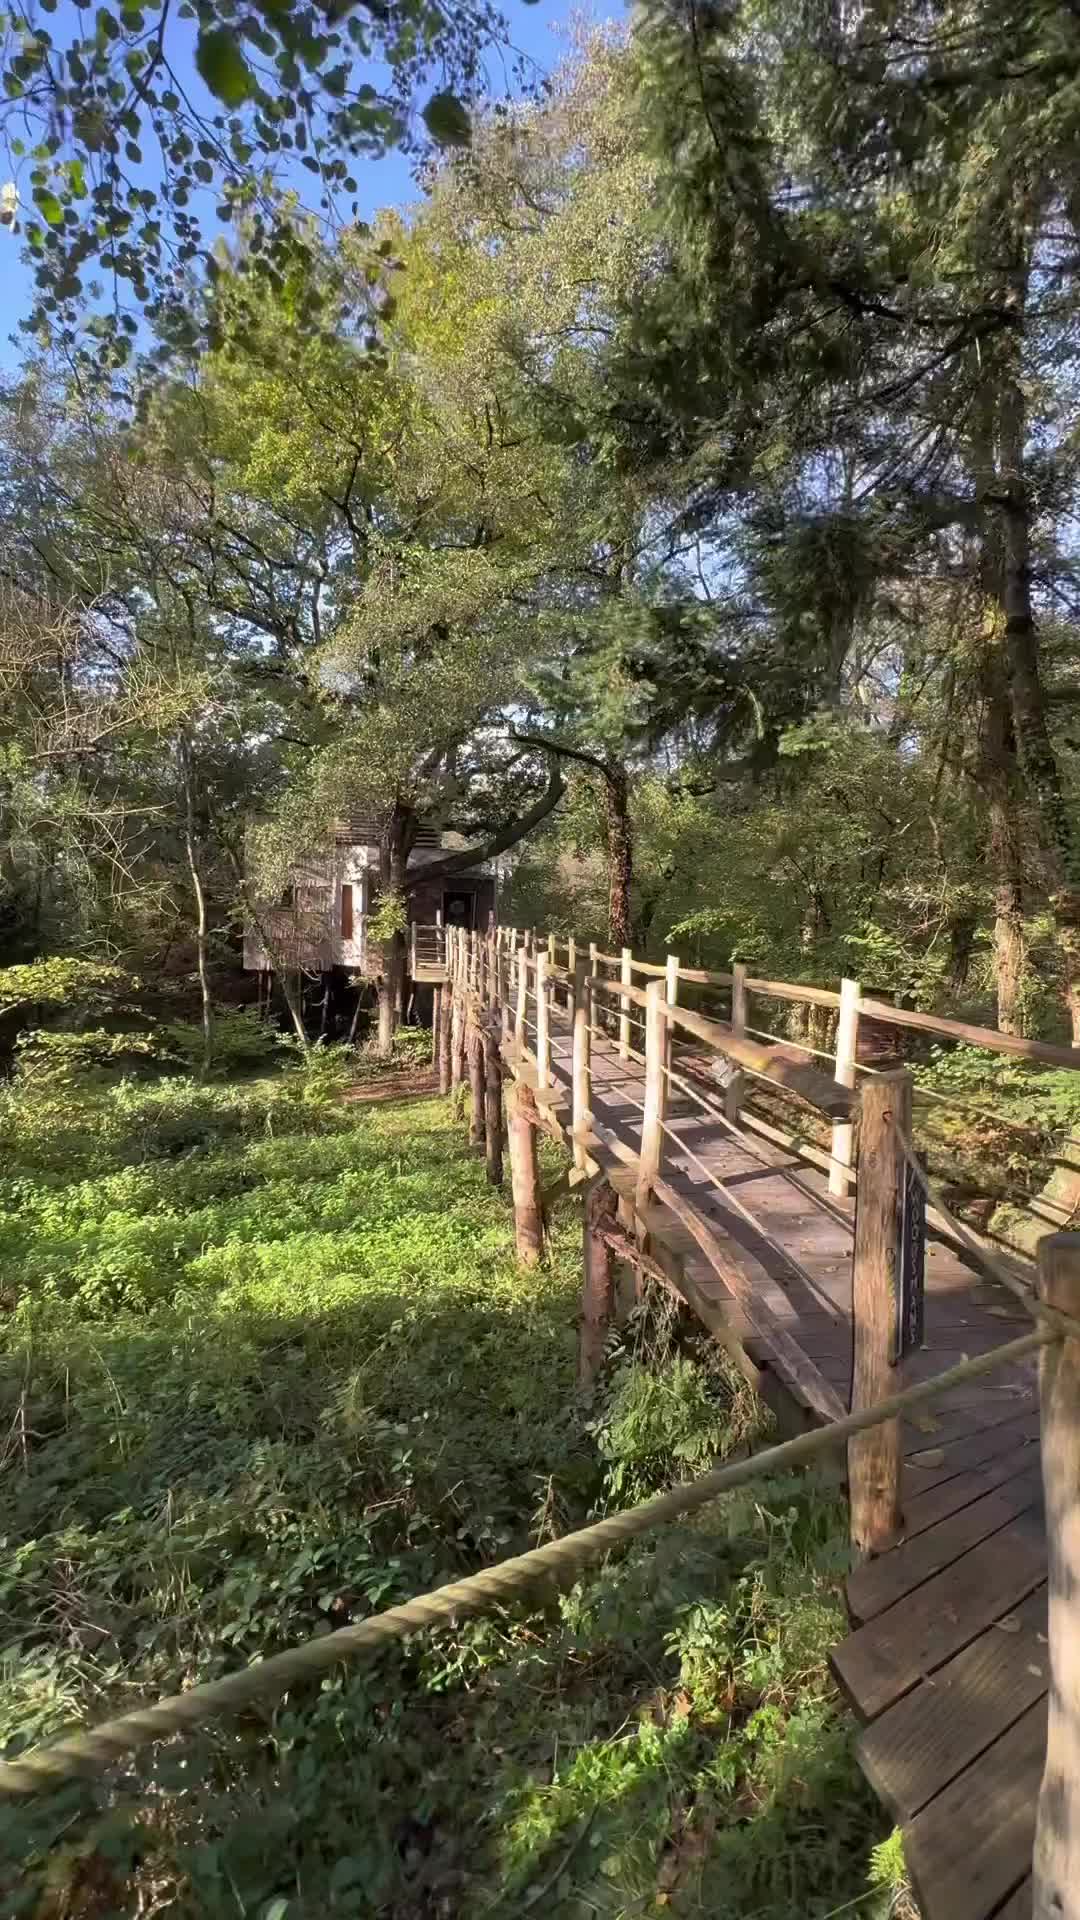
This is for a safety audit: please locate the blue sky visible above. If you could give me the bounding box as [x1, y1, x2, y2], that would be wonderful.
[0, 0, 588, 363]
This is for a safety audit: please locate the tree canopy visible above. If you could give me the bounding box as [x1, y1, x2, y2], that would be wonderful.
[2, 0, 1080, 1063]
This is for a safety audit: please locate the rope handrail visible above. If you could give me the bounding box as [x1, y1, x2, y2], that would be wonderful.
[0, 1320, 1055, 1800]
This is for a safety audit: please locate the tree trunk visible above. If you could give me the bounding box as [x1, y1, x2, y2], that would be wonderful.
[993, 864, 1026, 1036]
[981, 679, 1027, 1034]
[947, 909, 977, 995]
[180, 737, 213, 1079]
[227, 848, 308, 1050]
[997, 346, 1080, 1042]
[604, 762, 633, 950]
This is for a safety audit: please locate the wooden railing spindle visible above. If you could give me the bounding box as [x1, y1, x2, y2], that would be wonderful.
[726, 961, 747, 1124]
[830, 976, 861, 1198]
[572, 957, 591, 1170]
[619, 946, 632, 1061]
[635, 979, 668, 1222]
[536, 950, 550, 1088]
[515, 945, 527, 1045]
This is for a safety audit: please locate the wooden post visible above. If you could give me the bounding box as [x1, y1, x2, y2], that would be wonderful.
[726, 961, 748, 1124]
[483, 1011, 503, 1186]
[635, 979, 668, 1222]
[451, 984, 466, 1096]
[497, 942, 511, 1042]
[572, 958, 591, 1170]
[848, 1071, 910, 1560]
[579, 1177, 618, 1387]
[619, 946, 632, 1061]
[468, 1006, 486, 1150]
[547, 930, 556, 968]
[515, 947, 528, 1045]
[1033, 1232, 1080, 1920]
[432, 985, 441, 1066]
[830, 976, 861, 1198]
[665, 952, 679, 1006]
[507, 1079, 543, 1266]
[438, 984, 452, 1095]
[536, 951, 550, 1089]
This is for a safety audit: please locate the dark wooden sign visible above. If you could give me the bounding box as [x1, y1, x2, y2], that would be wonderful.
[895, 1151, 926, 1362]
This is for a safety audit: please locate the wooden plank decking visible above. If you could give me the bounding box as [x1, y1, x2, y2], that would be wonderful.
[533, 1006, 1045, 1920]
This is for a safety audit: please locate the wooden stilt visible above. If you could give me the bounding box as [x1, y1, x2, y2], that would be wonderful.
[431, 986, 441, 1066]
[468, 1006, 486, 1149]
[451, 986, 466, 1094]
[579, 1176, 618, 1387]
[438, 985, 452, 1095]
[507, 1079, 543, 1266]
[483, 1012, 503, 1186]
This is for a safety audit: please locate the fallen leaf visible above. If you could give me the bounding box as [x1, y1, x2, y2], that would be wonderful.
[910, 1447, 945, 1468]
[1027, 1664, 1044, 1678]
[994, 1616, 1021, 1634]
[988, 1305, 1021, 1319]
[913, 1411, 941, 1434]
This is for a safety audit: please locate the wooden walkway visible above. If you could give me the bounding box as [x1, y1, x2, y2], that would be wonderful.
[538, 1011, 1044, 1920]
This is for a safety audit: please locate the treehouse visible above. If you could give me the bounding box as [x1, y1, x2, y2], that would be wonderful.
[242, 812, 498, 989]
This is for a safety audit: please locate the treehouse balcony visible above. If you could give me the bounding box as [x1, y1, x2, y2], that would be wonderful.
[409, 923, 448, 984]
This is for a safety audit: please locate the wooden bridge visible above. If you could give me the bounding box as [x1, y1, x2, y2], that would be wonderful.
[434, 926, 1080, 1920]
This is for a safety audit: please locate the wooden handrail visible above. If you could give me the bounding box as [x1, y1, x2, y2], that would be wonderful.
[858, 995, 1080, 1068]
[432, 925, 1080, 1077]
[668, 1002, 855, 1117]
[588, 973, 649, 1008]
[745, 976, 842, 1010]
[585, 976, 853, 1115]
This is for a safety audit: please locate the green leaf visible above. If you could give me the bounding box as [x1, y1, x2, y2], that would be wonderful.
[421, 90, 470, 149]
[195, 28, 255, 108]
[33, 188, 64, 225]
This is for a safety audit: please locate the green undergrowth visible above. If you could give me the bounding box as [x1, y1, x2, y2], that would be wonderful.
[0, 1062, 904, 1918]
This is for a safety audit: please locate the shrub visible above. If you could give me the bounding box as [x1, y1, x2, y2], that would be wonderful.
[164, 1009, 286, 1075]
[13, 1026, 168, 1089]
[0, 956, 135, 1014]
